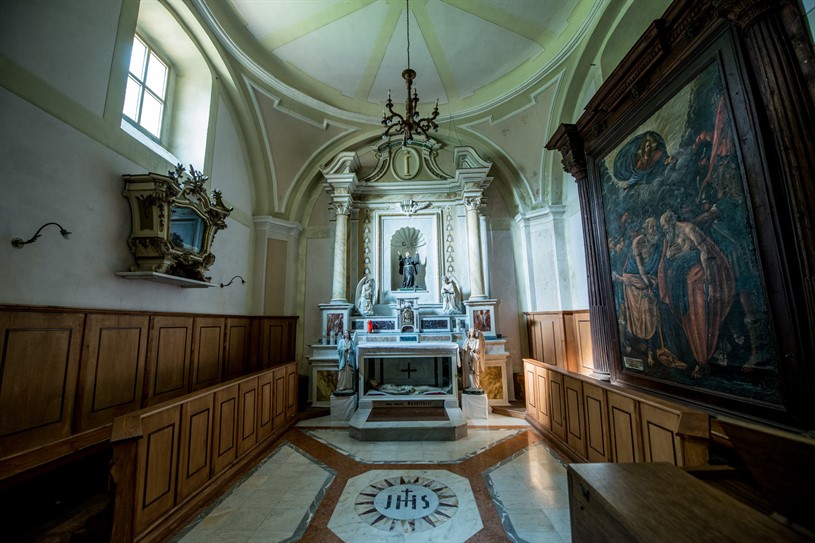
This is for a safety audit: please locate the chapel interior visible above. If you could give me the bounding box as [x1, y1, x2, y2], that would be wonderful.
[2, 1, 815, 542]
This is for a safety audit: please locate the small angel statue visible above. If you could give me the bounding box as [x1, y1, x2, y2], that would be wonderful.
[441, 274, 461, 314]
[355, 276, 376, 316]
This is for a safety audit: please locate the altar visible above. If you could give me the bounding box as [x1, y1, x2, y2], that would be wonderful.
[312, 146, 513, 441]
[355, 340, 459, 410]
[346, 338, 468, 440]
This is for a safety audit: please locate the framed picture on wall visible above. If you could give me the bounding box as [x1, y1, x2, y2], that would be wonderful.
[585, 28, 800, 421]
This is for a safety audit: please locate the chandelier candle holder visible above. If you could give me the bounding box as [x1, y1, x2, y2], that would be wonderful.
[381, 0, 440, 146]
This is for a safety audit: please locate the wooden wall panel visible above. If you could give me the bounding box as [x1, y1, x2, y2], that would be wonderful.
[237, 379, 258, 457]
[564, 376, 587, 457]
[224, 318, 251, 379]
[535, 365, 550, 430]
[575, 313, 593, 374]
[77, 314, 149, 431]
[641, 403, 681, 465]
[583, 382, 609, 462]
[260, 321, 283, 369]
[273, 366, 286, 429]
[524, 362, 537, 415]
[257, 371, 274, 440]
[286, 364, 297, 419]
[526, 313, 565, 368]
[146, 316, 192, 405]
[607, 391, 642, 463]
[191, 317, 224, 391]
[211, 384, 238, 476]
[0, 312, 84, 456]
[134, 406, 180, 533]
[549, 370, 566, 441]
[177, 395, 213, 502]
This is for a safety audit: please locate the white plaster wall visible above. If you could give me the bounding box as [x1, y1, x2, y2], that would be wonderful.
[0, 89, 253, 314]
[303, 236, 334, 346]
[210, 98, 253, 214]
[487, 228, 523, 373]
[566, 180, 589, 309]
[0, 0, 120, 117]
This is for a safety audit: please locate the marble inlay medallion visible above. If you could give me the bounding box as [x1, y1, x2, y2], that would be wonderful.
[354, 475, 458, 533]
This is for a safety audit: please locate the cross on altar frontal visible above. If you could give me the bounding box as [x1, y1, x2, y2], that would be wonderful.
[400, 362, 417, 378]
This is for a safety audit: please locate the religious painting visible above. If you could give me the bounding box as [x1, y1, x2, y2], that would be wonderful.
[599, 58, 781, 404]
[473, 310, 492, 333]
[325, 313, 344, 336]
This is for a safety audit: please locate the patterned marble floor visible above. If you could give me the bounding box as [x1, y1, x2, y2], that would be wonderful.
[172, 413, 572, 543]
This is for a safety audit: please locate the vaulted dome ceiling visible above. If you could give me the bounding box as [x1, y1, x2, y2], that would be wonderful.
[202, 0, 604, 120]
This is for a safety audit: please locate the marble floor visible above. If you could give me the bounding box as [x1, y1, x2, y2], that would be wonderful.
[172, 413, 572, 543]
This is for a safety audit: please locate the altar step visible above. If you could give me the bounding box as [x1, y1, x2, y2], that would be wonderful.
[491, 400, 526, 420]
[349, 406, 468, 441]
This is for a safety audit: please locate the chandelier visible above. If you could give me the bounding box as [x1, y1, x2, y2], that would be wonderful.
[381, 0, 440, 146]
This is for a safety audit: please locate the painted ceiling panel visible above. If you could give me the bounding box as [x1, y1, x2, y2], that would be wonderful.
[483, 0, 577, 36]
[368, 9, 449, 105]
[426, 1, 542, 99]
[253, 89, 347, 211]
[467, 81, 559, 202]
[219, 0, 599, 116]
[273, 1, 389, 98]
[232, 0, 343, 39]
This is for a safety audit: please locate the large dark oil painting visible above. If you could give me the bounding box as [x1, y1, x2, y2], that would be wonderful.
[600, 61, 780, 403]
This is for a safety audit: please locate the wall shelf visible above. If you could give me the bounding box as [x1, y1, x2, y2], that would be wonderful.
[115, 271, 215, 288]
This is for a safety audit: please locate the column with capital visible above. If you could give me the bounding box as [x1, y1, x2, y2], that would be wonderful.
[464, 196, 486, 300]
[330, 202, 351, 302]
[320, 152, 360, 304]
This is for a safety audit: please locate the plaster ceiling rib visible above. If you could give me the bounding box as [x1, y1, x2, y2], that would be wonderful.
[260, 0, 377, 51]
[412, 2, 459, 102]
[354, 3, 402, 101]
[443, 0, 557, 46]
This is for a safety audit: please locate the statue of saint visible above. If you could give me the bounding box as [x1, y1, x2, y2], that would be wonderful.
[459, 328, 486, 392]
[441, 275, 460, 314]
[336, 331, 356, 392]
[397, 251, 420, 289]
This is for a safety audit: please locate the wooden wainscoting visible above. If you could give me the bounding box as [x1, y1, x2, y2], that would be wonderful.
[523, 359, 709, 467]
[0, 305, 298, 481]
[0, 311, 85, 458]
[110, 363, 298, 543]
[525, 310, 592, 374]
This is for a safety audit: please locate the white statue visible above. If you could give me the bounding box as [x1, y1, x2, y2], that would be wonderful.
[459, 328, 486, 391]
[355, 276, 376, 316]
[441, 274, 460, 314]
[336, 330, 356, 392]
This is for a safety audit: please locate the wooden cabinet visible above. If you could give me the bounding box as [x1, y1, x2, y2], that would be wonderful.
[568, 463, 806, 542]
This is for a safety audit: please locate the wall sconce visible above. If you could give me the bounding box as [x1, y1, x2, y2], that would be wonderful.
[220, 275, 246, 288]
[11, 222, 72, 249]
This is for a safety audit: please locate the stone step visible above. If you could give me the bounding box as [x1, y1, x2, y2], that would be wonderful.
[348, 407, 468, 441]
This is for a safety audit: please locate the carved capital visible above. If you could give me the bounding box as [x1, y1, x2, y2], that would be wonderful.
[464, 197, 482, 212]
[333, 202, 352, 216]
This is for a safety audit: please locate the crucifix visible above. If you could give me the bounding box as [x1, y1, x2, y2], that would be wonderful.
[401, 362, 417, 378]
